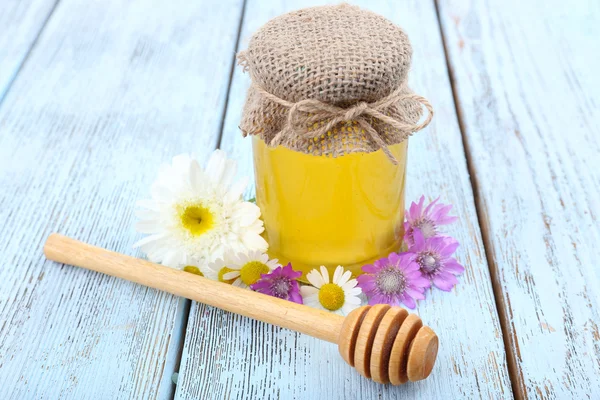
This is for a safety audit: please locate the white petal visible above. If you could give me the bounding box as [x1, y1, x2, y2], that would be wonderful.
[205, 150, 226, 183]
[333, 266, 343, 284]
[306, 269, 324, 288]
[219, 253, 233, 266]
[233, 202, 262, 226]
[201, 265, 218, 280]
[341, 279, 358, 291]
[145, 246, 168, 262]
[220, 159, 237, 188]
[162, 250, 183, 268]
[135, 209, 160, 220]
[150, 184, 174, 203]
[342, 271, 353, 286]
[188, 159, 205, 193]
[300, 286, 319, 298]
[345, 286, 362, 297]
[232, 278, 247, 288]
[242, 251, 257, 263]
[246, 219, 265, 233]
[242, 232, 268, 252]
[319, 266, 330, 284]
[225, 177, 249, 204]
[210, 242, 225, 261]
[228, 253, 244, 267]
[341, 303, 360, 316]
[302, 293, 324, 310]
[172, 154, 193, 172]
[344, 294, 362, 305]
[132, 233, 168, 248]
[135, 220, 161, 234]
[223, 271, 240, 280]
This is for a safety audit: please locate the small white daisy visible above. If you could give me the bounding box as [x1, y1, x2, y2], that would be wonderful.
[223, 250, 280, 288]
[133, 150, 268, 268]
[179, 257, 217, 279]
[300, 266, 362, 316]
[204, 257, 238, 284]
[182, 265, 205, 277]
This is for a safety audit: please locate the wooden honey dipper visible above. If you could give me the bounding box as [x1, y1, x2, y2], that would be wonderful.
[43, 234, 439, 385]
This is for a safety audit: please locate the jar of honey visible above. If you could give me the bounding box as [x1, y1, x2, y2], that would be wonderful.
[238, 5, 433, 278]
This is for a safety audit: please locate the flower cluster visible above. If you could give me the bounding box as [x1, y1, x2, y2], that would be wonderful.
[134, 150, 462, 314]
[357, 196, 464, 308]
[131, 150, 317, 308]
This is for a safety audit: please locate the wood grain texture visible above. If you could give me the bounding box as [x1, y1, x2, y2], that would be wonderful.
[0, 0, 244, 398]
[44, 234, 345, 345]
[437, 0, 600, 398]
[0, 0, 57, 101]
[46, 235, 441, 387]
[176, 1, 513, 398]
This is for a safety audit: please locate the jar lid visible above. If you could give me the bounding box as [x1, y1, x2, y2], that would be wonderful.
[238, 4, 433, 163]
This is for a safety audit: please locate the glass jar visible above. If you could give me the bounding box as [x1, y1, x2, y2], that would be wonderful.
[240, 5, 433, 278]
[253, 135, 408, 278]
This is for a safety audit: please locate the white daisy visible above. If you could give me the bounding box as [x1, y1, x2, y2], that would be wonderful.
[223, 250, 280, 288]
[300, 266, 362, 316]
[133, 150, 268, 268]
[204, 257, 237, 284]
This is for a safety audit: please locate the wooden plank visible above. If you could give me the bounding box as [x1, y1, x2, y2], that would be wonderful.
[0, 0, 57, 100]
[437, 0, 600, 398]
[175, 1, 513, 398]
[0, 0, 244, 398]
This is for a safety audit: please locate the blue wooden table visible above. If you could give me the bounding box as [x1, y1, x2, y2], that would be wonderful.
[1, 0, 598, 398]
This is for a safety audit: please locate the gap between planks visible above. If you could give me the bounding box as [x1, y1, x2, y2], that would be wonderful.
[0, 0, 60, 106]
[0, 0, 248, 397]
[216, 0, 249, 148]
[170, 0, 249, 397]
[432, 1, 523, 399]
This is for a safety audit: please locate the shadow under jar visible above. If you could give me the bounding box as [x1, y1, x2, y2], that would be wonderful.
[238, 4, 433, 279]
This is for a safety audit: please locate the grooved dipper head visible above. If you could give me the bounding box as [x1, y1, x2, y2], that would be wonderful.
[338, 305, 438, 384]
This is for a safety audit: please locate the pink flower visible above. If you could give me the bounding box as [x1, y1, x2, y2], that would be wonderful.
[357, 252, 429, 309]
[251, 263, 303, 304]
[408, 229, 464, 291]
[404, 196, 458, 246]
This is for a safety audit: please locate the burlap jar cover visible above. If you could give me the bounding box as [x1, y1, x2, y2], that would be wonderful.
[237, 4, 434, 164]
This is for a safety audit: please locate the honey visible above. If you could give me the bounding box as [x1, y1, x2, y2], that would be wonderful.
[252, 136, 408, 278]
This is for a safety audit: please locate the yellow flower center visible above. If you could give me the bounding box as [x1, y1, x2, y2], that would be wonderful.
[318, 283, 345, 311]
[240, 261, 270, 286]
[183, 266, 204, 277]
[218, 267, 235, 284]
[179, 205, 214, 236]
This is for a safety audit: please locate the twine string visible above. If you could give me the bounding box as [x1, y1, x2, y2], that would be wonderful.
[251, 83, 434, 164]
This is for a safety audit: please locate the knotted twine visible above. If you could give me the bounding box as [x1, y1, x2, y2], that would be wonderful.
[238, 4, 435, 164]
[245, 81, 433, 164]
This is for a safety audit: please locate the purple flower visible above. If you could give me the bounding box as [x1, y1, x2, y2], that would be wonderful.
[357, 252, 429, 309]
[404, 195, 458, 246]
[408, 229, 464, 291]
[251, 263, 303, 304]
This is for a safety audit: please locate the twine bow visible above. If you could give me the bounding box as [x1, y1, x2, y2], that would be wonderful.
[251, 84, 434, 164]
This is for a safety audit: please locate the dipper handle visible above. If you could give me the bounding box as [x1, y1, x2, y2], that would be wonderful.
[44, 233, 344, 343]
[43, 234, 438, 384]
